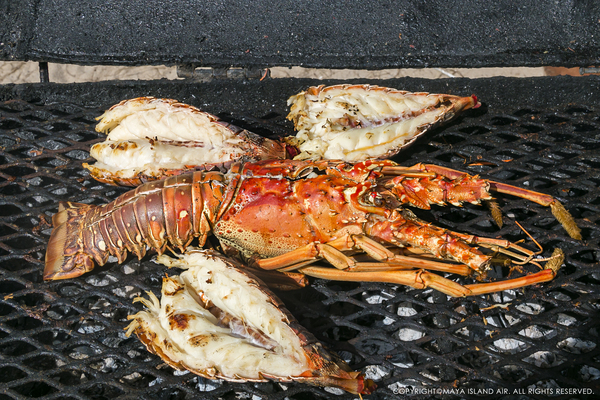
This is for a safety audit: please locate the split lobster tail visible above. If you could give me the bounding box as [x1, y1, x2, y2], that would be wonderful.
[125, 250, 376, 394]
[286, 84, 481, 162]
[44, 202, 96, 281]
[83, 97, 288, 187]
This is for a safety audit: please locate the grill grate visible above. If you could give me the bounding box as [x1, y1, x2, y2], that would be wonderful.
[0, 83, 599, 399]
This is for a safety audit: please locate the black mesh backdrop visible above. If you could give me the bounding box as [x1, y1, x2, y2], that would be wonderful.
[0, 77, 598, 399]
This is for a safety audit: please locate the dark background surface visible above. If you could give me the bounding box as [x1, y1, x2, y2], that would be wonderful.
[1, 0, 599, 69]
[1, 75, 600, 112]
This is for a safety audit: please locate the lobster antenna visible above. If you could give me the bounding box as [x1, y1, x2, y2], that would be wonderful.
[545, 248, 565, 274]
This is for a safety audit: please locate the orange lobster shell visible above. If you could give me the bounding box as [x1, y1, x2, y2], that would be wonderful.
[45, 159, 575, 298]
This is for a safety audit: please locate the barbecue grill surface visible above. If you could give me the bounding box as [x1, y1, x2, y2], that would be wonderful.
[0, 76, 599, 399]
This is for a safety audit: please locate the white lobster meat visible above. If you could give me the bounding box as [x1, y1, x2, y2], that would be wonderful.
[286, 84, 479, 161]
[83, 97, 286, 186]
[125, 249, 375, 394]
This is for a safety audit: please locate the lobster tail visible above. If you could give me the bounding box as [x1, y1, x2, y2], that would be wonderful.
[126, 250, 376, 394]
[44, 202, 96, 280]
[286, 85, 480, 162]
[84, 97, 288, 187]
[44, 210, 67, 279]
[44, 171, 230, 280]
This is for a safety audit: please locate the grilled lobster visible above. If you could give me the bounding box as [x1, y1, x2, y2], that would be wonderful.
[126, 249, 375, 394]
[83, 85, 479, 186]
[82, 97, 289, 186]
[45, 159, 578, 297]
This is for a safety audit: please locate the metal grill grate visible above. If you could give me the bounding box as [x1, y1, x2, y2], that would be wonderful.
[0, 83, 599, 399]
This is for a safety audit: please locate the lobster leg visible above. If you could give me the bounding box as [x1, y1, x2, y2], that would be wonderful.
[254, 233, 473, 277]
[256, 240, 357, 271]
[347, 235, 472, 275]
[299, 248, 563, 297]
[366, 210, 492, 274]
[397, 211, 539, 265]
[382, 163, 581, 240]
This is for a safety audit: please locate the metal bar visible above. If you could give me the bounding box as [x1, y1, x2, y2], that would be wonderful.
[580, 67, 600, 74]
[176, 65, 270, 81]
[39, 62, 49, 82]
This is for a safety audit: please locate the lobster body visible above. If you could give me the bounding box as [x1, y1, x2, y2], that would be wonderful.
[213, 160, 489, 271]
[47, 160, 382, 280]
[45, 159, 575, 297]
[214, 161, 370, 259]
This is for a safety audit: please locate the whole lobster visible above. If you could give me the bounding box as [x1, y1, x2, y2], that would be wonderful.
[45, 158, 577, 297]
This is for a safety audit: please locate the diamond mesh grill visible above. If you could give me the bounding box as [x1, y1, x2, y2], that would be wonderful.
[0, 89, 598, 400]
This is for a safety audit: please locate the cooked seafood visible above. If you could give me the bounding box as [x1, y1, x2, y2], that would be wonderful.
[126, 249, 374, 394]
[286, 84, 479, 161]
[83, 97, 287, 186]
[84, 86, 478, 186]
[45, 159, 577, 297]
